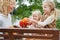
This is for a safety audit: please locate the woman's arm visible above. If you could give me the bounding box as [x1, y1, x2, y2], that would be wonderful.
[37, 14, 55, 27]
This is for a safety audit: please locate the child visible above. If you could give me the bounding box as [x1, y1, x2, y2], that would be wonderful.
[40, 0, 57, 28]
[28, 10, 42, 28]
[0, 0, 16, 28]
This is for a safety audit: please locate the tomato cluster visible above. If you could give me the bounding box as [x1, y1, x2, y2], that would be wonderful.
[19, 18, 28, 28]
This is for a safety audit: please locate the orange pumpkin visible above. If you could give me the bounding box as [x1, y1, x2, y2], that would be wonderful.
[19, 18, 28, 28]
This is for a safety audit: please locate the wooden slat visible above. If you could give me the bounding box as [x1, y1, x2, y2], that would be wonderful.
[13, 34, 53, 39]
[0, 28, 58, 34]
[0, 34, 9, 37]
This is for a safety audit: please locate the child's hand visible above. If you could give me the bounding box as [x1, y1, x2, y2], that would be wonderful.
[30, 19, 38, 26]
[27, 18, 32, 25]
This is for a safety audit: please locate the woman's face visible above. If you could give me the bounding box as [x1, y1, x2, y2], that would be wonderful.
[42, 3, 51, 14]
[8, 0, 16, 12]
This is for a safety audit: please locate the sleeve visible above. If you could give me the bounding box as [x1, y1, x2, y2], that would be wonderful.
[38, 14, 55, 27]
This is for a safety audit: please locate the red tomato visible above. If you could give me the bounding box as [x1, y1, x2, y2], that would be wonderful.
[19, 18, 28, 28]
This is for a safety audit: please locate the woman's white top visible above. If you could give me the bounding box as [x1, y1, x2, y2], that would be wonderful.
[0, 13, 12, 28]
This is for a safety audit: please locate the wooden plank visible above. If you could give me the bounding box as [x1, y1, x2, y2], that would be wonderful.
[0, 28, 58, 34]
[13, 34, 53, 39]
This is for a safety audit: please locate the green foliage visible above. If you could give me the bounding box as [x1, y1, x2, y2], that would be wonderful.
[55, 0, 60, 9]
[55, 0, 60, 29]
[56, 19, 60, 29]
[13, 0, 43, 19]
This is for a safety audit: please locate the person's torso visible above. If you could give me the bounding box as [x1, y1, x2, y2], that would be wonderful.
[41, 14, 56, 28]
[0, 13, 12, 28]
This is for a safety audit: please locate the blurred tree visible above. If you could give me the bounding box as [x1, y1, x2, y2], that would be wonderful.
[54, 0, 60, 29]
[55, 0, 60, 9]
[13, 0, 43, 19]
